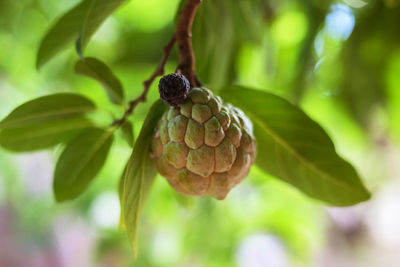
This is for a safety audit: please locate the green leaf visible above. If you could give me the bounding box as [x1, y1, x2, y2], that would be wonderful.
[77, 0, 127, 55]
[220, 86, 371, 206]
[192, 0, 265, 88]
[120, 120, 134, 147]
[36, 0, 126, 69]
[0, 116, 92, 152]
[118, 164, 127, 230]
[0, 93, 95, 152]
[75, 57, 124, 105]
[123, 99, 167, 257]
[53, 128, 114, 202]
[0, 93, 95, 129]
[36, 0, 90, 69]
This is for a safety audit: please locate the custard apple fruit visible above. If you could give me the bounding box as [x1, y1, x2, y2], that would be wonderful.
[151, 88, 256, 199]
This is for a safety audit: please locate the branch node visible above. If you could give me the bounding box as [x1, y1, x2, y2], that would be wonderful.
[111, 0, 202, 127]
[111, 35, 176, 127]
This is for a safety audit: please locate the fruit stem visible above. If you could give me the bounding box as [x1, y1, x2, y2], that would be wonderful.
[175, 0, 202, 88]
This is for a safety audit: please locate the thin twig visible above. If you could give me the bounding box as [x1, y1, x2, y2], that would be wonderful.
[111, 36, 176, 126]
[112, 0, 203, 126]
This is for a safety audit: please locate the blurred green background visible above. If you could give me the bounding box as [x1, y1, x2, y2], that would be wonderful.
[1, 0, 400, 266]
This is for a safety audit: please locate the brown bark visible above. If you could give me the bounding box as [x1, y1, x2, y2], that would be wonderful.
[175, 0, 202, 87]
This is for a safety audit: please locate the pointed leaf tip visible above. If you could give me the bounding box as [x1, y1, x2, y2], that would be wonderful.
[220, 86, 371, 206]
[36, 0, 126, 69]
[122, 99, 167, 256]
[75, 57, 124, 105]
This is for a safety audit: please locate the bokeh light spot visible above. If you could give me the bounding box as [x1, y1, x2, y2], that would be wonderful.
[90, 192, 120, 229]
[236, 234, 289, 267]
[271, 11, 308, 47]
[325, 4, 355, 41]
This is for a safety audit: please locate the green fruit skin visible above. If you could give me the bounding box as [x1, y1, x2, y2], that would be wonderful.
[151, 88, 256, 200]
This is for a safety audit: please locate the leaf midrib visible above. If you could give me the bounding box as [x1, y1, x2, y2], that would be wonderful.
[1, 107, 94, 128]
[123, 143, 149, 257]
[3, 120, 90, 140]
[79, 0, 96, 54]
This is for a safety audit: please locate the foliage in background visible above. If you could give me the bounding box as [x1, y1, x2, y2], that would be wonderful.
[1, 0, 399, 266]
